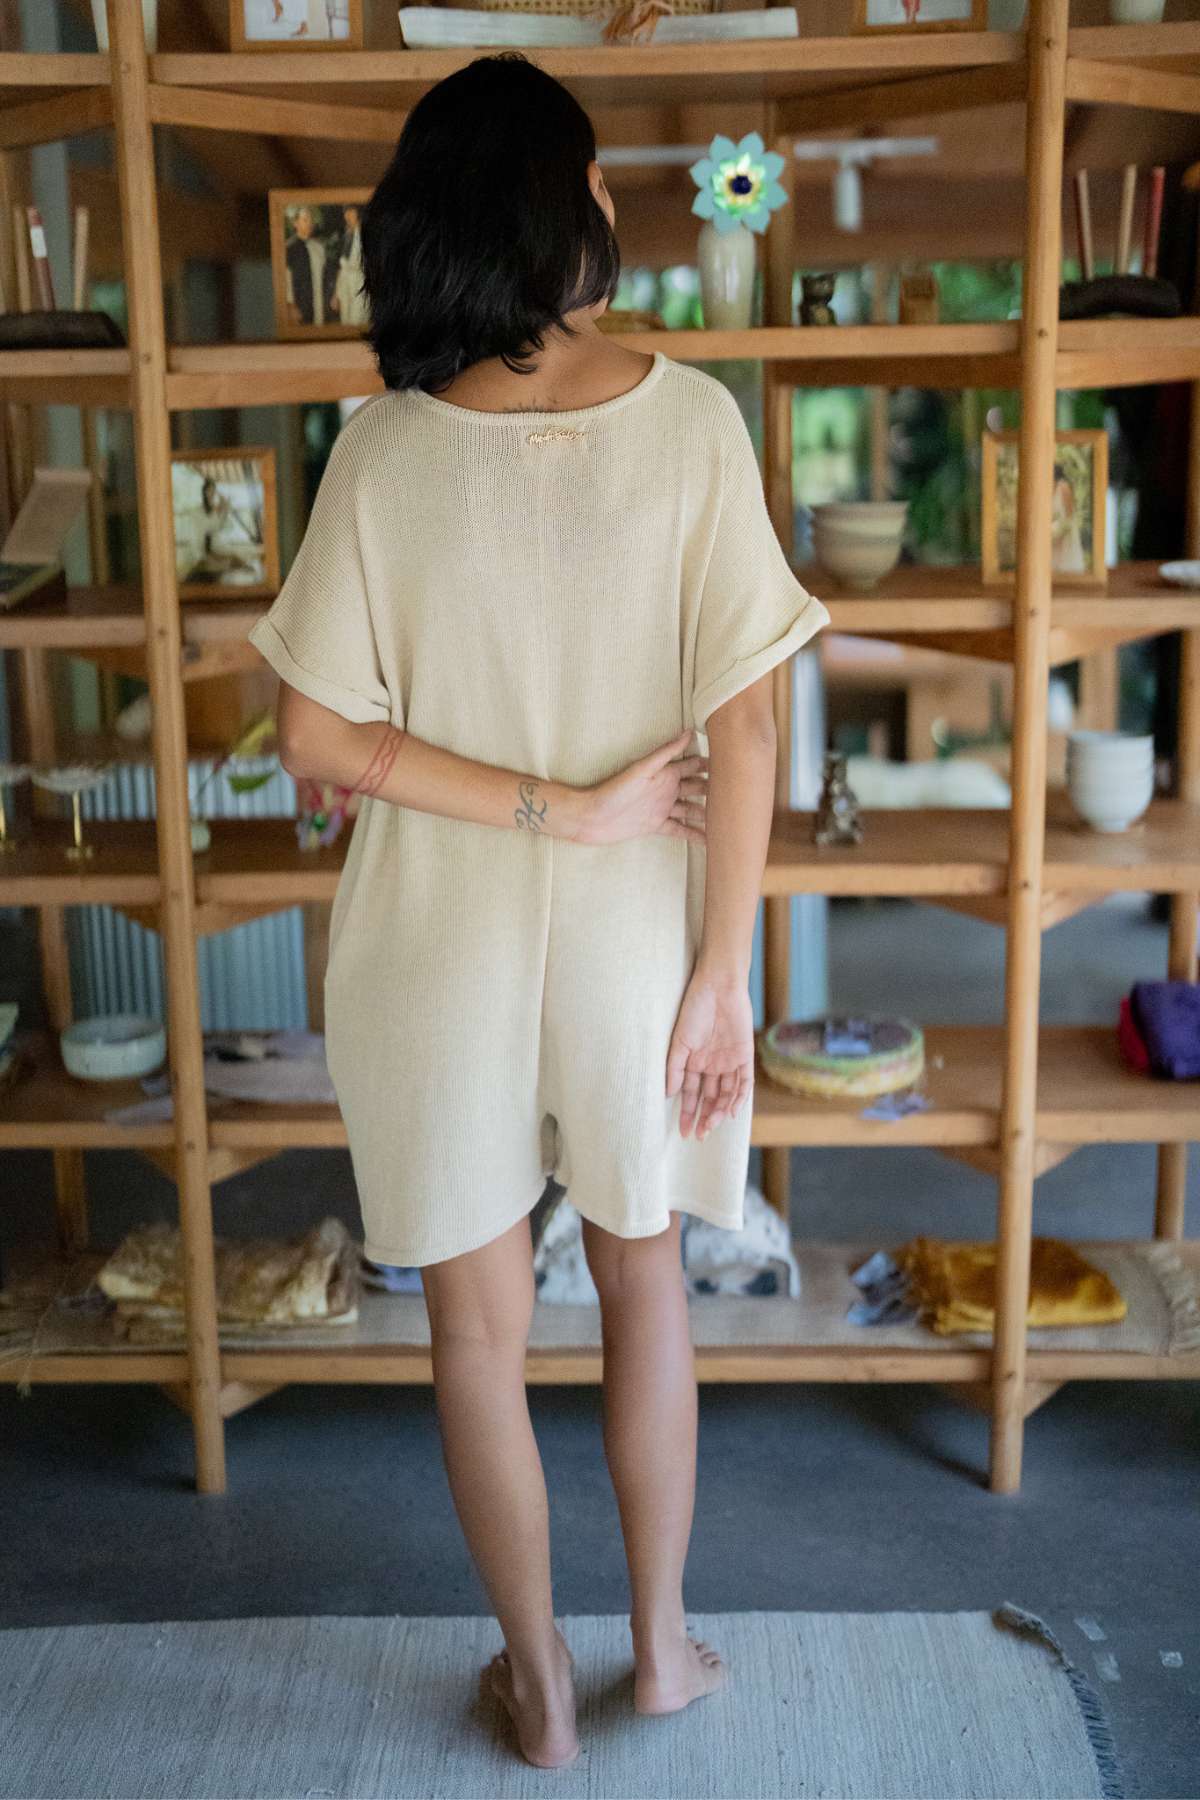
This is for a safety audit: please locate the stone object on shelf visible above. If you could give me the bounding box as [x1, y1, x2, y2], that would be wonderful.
[813, 749, 864, 846]
[800, 272, 836, 325]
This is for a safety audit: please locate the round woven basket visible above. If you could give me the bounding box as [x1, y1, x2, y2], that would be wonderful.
[440, 0, 714, 13]
[758, 1016, 925, 1101]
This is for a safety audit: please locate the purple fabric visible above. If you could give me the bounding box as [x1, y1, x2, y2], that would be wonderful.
[1130, 981, 1200, 1079]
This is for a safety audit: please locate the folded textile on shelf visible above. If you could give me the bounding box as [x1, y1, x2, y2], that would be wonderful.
[895, 1235, 1127, 1336]
[96, 1214, 360, 1341]
[532, 1184, 801, 1302]
[1129, 980, 1200, 1079]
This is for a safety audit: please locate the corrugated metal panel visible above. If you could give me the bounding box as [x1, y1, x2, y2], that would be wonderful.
[70, 756, 309, 1031]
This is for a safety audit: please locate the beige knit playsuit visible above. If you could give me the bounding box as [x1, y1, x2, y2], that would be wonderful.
[246, 350, 830, 1266]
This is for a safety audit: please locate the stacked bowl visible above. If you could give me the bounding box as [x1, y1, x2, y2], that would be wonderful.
[1066, 730, 1155, 832]
[810, 501, 908, 591]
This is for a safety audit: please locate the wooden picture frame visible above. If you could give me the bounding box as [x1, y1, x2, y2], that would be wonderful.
[229, 0, 364, 51]
[981, 428, 1108, 588]
[269, 188, 372, 342]
[170, 448, 279, 602]
[851, 0, 987, 33]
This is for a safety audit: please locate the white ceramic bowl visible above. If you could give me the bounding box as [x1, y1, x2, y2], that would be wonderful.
[1067, 730, 1154, 754]
[60, 1012, 166, 1082]
[812, 502, 908, 540]
[1158, 561, 1200, 589]
[1068, 769, 1153, 832]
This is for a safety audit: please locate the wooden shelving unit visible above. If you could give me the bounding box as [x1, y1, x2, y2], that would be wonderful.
[0, 0, 1197, 1493]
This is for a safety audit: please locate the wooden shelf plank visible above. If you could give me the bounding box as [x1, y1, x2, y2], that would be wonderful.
[194, 818, 340, 906]
[765, 808, 1009, 899]
[811, 561, 1200, 644]
[752, 1023, 998, 1147]
[0, 1031, 175, 1149]
[1037, 1026, 1200, 1143]
[4, 1018, 1191, 1155]
[1043, 790, 1200, 891]
[6, 1232, 1195, 1384]
[11, 1235, 1191, 1386]
[1058, 317, 1200, 390]
[0, 820, 161, 907]
[2, 790, 1193, 915]
[150, 35, 1024, 111]
[0, 53, 109, 110]
[0, 347, 130, 406]
[163, 327, 1020, 408]
[0, 585, 146, 650]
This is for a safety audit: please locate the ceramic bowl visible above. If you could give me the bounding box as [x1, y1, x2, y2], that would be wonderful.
[812, 502, 909, 534]
[813, 530, 903, 591]
[1067, 770, 1153, 832]
[1067, 730, 1154, 756]
[812, 503, 908, 591]
[60, 1012, 166, 1082]
[1158, 561, 1200, 589]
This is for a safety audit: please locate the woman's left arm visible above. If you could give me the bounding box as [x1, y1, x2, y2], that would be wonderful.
[277, 681, 706, 847]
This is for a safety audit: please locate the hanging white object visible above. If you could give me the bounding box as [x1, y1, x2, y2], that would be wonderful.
[833, 161, 864, 234]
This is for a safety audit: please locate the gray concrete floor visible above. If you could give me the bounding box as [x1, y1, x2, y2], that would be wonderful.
[2, 894, 1198, 1799]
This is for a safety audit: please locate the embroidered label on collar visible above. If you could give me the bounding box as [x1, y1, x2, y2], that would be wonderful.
[526, 427, 585, 445]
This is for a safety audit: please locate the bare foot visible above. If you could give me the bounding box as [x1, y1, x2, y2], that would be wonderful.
[632, 1628, 726, 1716]
[483, 1627, 580, 1769]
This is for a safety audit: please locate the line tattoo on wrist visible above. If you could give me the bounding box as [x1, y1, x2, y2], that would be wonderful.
[515, 779, 549, 832]
[353, 723, 406, 797]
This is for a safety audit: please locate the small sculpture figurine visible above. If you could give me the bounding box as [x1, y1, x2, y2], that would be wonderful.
[814, 750, 863, 846]
[800, 273, 837, 327]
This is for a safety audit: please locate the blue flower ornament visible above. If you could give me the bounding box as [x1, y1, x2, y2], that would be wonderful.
[689, 131, 789, 236]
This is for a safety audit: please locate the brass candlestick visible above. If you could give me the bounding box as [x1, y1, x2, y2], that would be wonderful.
[0, 763, 31, 853]
[29, 762, 112, 861]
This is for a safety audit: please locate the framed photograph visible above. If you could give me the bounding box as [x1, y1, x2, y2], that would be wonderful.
[230, 0, 363, 50]
[981, 428, 1108, 588]
[852, 0, 987, 32]
[269, 188, 371, 341]
[170, 449, 279, 601]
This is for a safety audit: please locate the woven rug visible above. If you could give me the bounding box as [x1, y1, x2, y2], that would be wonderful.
[0, 1606, 1121, 1799]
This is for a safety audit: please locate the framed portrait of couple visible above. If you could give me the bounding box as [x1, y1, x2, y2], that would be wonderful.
[269, 188, 371, 340]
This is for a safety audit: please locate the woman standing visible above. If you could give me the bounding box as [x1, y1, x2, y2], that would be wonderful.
[247, 53, 829, 1771]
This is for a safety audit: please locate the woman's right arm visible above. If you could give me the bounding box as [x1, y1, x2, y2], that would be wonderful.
[276, 681, 708, 847]
[665, 672, 778, 1142]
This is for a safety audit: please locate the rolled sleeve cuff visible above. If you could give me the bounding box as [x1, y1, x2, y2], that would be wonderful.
[692, 593, 831, 736]
[248, 615, 392, 726]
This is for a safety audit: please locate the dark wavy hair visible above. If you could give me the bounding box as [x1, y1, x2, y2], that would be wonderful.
[359, 54, 621, 394]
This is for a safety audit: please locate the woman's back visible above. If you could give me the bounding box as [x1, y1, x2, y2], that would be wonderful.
[262, 350, 826, 789]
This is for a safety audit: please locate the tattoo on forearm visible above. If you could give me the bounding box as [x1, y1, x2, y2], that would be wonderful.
[353, 723, 407, 797]
[515, 779, 548, 832]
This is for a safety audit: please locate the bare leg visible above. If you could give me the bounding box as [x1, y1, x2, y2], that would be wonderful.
[581, 1211, 726, 1714]
[421, 1213, 578, 1768]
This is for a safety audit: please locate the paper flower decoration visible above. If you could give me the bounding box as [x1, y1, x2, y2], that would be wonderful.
[689, 132, 789, 236]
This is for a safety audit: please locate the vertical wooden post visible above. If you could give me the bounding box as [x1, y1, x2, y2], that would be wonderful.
[760, 110, 796, 1220]
[1153, 245, 1200, 1240]
[990, 0, 1069, 1495]
[106, 0, 226, 1492]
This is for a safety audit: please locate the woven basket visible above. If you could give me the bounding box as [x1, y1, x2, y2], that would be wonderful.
[439, 0, 715, 14]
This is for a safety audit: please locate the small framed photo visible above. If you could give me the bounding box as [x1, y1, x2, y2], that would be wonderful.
[981, 428, 1108, 588]
[269, 188, 371, 341]
[170, 449, 279, 601]
[230, 0, 364, 50]
[852, 0, 986, 32]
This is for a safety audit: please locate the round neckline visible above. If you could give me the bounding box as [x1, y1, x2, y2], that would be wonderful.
[409, 350, 667, 425]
